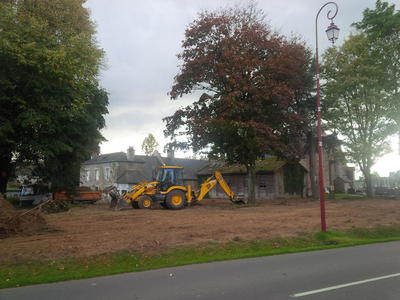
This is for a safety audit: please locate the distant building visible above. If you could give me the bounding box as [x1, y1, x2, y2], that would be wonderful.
[81, 139, 354, 200]
[197, 158, 308, 199]
[80, 148, 209, 193]
[301, 134, 355, 195]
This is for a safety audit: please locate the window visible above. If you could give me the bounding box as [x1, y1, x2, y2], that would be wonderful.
[21, 186, 35, 196]
[85, 169, 90, 182]
[105, 167, 110, 181]
[95, 169, 100, 181]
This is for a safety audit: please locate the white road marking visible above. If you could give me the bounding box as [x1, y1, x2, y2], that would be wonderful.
[291, 272, 400, 298]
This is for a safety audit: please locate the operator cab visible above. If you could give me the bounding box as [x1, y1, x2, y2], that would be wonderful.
[156, 166, 184, 191]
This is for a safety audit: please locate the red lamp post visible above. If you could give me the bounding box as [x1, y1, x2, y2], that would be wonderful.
[315, 2, 340, 232]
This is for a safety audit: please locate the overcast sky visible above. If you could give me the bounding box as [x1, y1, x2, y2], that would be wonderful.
[84, 0, 399, 176]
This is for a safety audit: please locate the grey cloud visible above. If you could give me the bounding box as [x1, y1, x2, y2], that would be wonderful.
[85, 0, 382, 155]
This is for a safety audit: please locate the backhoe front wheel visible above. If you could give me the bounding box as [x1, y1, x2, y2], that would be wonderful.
[165, 190, 187, 210]
[137, 195, 153, 209]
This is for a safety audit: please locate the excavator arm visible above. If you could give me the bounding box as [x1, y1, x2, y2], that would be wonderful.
[196, 171, 245, 204]
[196, 175, 218, 201]
[214, 171, 235, 201]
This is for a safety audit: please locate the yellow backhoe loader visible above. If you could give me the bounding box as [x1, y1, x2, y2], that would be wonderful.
[108, 165, 245, 210]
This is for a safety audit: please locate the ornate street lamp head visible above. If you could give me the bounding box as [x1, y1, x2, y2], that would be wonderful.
[326, 22, 340, 44]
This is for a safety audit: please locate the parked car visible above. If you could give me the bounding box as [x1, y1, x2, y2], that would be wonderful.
[19, 184, 52, 206]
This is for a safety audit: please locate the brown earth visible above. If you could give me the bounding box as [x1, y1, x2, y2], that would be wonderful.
[0, 195, 46, 239]
[1, 198, 400, 263]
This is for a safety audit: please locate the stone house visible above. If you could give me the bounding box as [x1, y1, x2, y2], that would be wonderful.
[80, 148, 209, 192]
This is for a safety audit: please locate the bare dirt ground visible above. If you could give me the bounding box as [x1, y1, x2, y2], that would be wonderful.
[1, 198, 400, 263]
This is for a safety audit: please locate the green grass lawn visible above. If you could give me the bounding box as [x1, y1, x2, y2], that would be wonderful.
[1, 226, 400, 289]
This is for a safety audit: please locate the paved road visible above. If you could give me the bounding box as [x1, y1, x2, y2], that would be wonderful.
[1, 242, 399, 300]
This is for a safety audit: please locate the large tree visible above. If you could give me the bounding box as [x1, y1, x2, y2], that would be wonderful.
[322, 1, 399, 197]
[322, 33, 395, 197]
[164, 5, 313, 203]
[0, 0, 108, 193]
[354, 1, 400, 148]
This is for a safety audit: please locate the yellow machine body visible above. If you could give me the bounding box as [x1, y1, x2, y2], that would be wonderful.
[116, 166, 244, 210]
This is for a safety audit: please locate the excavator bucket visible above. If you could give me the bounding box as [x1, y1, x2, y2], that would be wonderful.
[231, 197, 247, 205]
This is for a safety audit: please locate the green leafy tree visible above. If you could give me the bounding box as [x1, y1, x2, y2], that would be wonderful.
[141, 133, 159, 156]
[323, 1, 399, 197]
[164, 4, 314, 203]
[353, 0, 400, 149]
[322, 33, 395, 197]
[0, 0, 108, 193]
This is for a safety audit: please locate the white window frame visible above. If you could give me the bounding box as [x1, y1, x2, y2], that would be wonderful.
[94, 169, 100, 181]
[105, 167, 110, 181]
[85, 169, 90, 182]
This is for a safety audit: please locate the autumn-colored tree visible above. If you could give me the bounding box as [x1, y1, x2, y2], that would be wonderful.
[164, 5, 314, 203]
[141, 134, 159, 156]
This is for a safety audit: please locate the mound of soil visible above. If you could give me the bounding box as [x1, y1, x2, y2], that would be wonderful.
[0, 195, 47, 239]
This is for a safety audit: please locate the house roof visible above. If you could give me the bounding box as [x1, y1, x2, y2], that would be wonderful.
[197, 157, 287, 175]
[164, 157, 209, 180]
[83, 152, 128, 164]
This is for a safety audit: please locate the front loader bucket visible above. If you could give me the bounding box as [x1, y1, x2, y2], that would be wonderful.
[105, 186, 124, 210]
[109, 193, 123, 210]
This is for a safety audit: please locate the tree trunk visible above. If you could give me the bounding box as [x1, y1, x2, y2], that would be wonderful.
[308, 131, 318, 200]
[328, 159, 335, 199]
[0, 147, 13, 195]
[246, 164, 256, 204]
[398, 131, 400, 155]
[362, 166, 374, 198]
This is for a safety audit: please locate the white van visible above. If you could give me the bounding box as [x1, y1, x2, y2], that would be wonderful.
[19, 184, 52, 206]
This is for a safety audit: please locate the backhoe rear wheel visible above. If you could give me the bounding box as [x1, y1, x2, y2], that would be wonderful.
[138, 195, 153, 209]
[165, 190, 187, 210]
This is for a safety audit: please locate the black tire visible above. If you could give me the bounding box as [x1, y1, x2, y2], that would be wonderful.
[165, 190, 187, 210]
[137, 195, 153, 209]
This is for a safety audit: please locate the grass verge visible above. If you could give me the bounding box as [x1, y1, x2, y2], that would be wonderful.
[324, 193, 366, 200]
[1, 226, 400, 289]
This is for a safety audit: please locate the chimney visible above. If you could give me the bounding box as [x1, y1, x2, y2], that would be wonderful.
[167, 148, 174, 159]
[90, 145, 100, 159]
[127, 146, 135, 161]
[90, 151, 99, 160]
